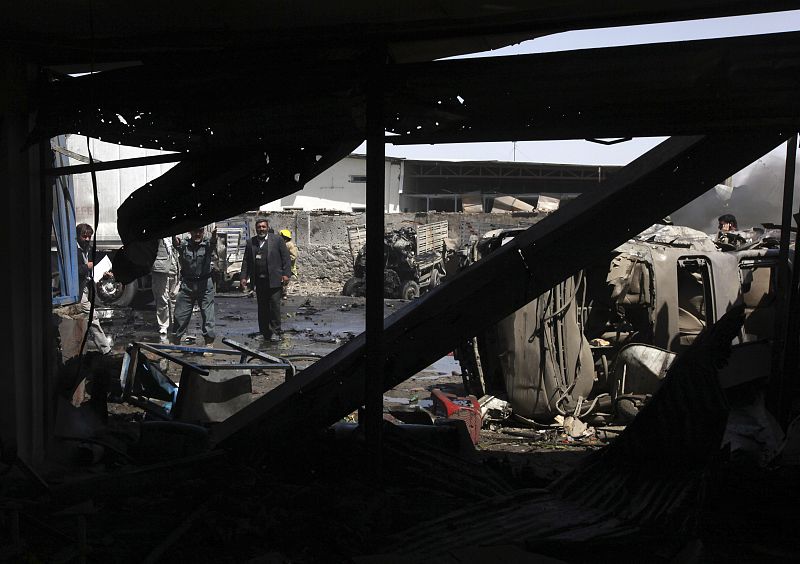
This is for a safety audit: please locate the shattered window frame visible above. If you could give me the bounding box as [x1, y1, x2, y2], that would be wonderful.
[739, 259, 779, 341]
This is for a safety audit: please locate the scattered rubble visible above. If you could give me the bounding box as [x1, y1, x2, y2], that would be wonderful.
[34, 218, 800, 563]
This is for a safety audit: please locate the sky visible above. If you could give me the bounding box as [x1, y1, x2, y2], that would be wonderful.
[353, 9, 800, 166]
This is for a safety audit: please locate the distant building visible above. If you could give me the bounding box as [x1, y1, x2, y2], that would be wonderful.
[400, 159, 618, 213]
[66, 136, 619, 219]
[260, 154, 619, 213]
[260, 155, 403, 213]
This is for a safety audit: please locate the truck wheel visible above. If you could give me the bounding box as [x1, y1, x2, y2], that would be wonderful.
[342, 277, 362, 297]
[95, 277, 137, 307]
[429, 268, 440, 289]
[400, 280, 420, 300]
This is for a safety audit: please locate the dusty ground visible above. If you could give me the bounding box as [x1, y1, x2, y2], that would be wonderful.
[94, 289, 595, 463]
[14, 290, 599, 563]
[95, 290, 463, 410]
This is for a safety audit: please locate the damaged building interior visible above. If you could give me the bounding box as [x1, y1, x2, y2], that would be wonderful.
[4, 2, 800, 562]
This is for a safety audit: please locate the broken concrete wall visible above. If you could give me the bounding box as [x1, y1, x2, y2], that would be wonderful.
[233, 210, 545, 290]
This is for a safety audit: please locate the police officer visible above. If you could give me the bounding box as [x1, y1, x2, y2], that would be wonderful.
[171, 227, 218, 346]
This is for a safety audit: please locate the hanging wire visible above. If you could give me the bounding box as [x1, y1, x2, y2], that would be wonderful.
[74, 0, 99, 383]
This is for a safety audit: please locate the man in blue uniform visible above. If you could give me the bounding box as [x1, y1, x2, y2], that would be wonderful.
[241, 218, 291, 342]
[171, 227, 218, 346]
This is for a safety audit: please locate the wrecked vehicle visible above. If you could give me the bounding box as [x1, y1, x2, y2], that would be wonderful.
[457, 223, 784, 426]
[214, 221, 250, 290]
[342, 221, 449, 299]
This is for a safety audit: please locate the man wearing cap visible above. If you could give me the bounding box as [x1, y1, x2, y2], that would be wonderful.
[279, 229, 298, 299]
[241, 218, 291, 342]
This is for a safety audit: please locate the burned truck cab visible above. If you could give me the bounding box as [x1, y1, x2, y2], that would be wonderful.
[457, 224, 784, 426]
[590, 227, 742, 354]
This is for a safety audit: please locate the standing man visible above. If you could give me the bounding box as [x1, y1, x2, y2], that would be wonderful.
[76, 223, 113, 354]
[279, 229, 298, 299]
[241, 218, 291, 342]
[171, 227, 218, 346]
[151, 236, 179, 343]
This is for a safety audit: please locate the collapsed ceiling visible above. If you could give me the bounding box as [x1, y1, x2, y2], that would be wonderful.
[10, 2, 800, 279]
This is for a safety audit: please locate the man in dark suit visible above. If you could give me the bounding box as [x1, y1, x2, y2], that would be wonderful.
[241, 218, 291, 342]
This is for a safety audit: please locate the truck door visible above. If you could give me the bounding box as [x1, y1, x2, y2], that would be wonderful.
[676, 257, 714, 349]
[739, 258, 778, 342]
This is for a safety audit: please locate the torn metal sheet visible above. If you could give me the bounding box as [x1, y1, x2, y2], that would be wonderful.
[387, 32, 800, 145]
[464, 274, 595, 421]
[722, 390, 785, 467]
[34, 62, 364, 281]
[460, 192, 484, 214]
[479, 395, 511, 421]
[490, 195, 535, 213]
[553, 307, 745, 528]
[535, 195, 559, 213]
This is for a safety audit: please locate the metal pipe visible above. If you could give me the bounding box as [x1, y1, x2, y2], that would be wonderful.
[44, 151, 186, 176]
[135, 342, 210, 375]
[365, 48, 386, 471]
[195, 363, 291, 370]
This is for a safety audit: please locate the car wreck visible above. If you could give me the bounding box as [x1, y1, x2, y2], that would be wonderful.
[343, 221, 450, 299]
[457, 223, 783, 426]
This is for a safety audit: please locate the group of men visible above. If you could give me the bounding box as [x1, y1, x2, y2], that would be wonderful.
[164, 217, 296, 345]
[78, 213, 741, 355]
[77, 217, 296, 354]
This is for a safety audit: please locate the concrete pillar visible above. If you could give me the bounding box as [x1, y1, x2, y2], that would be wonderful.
[0, 50, 49, 466]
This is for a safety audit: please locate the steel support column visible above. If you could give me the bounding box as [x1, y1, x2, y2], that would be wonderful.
[364, 53, 386, 468]
[0, 52, 48, 466]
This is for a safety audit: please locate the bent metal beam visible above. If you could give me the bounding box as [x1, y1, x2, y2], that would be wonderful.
[212, 129, 791, 454]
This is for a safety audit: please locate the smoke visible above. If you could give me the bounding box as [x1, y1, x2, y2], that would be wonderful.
[670, 142, 800, 233]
